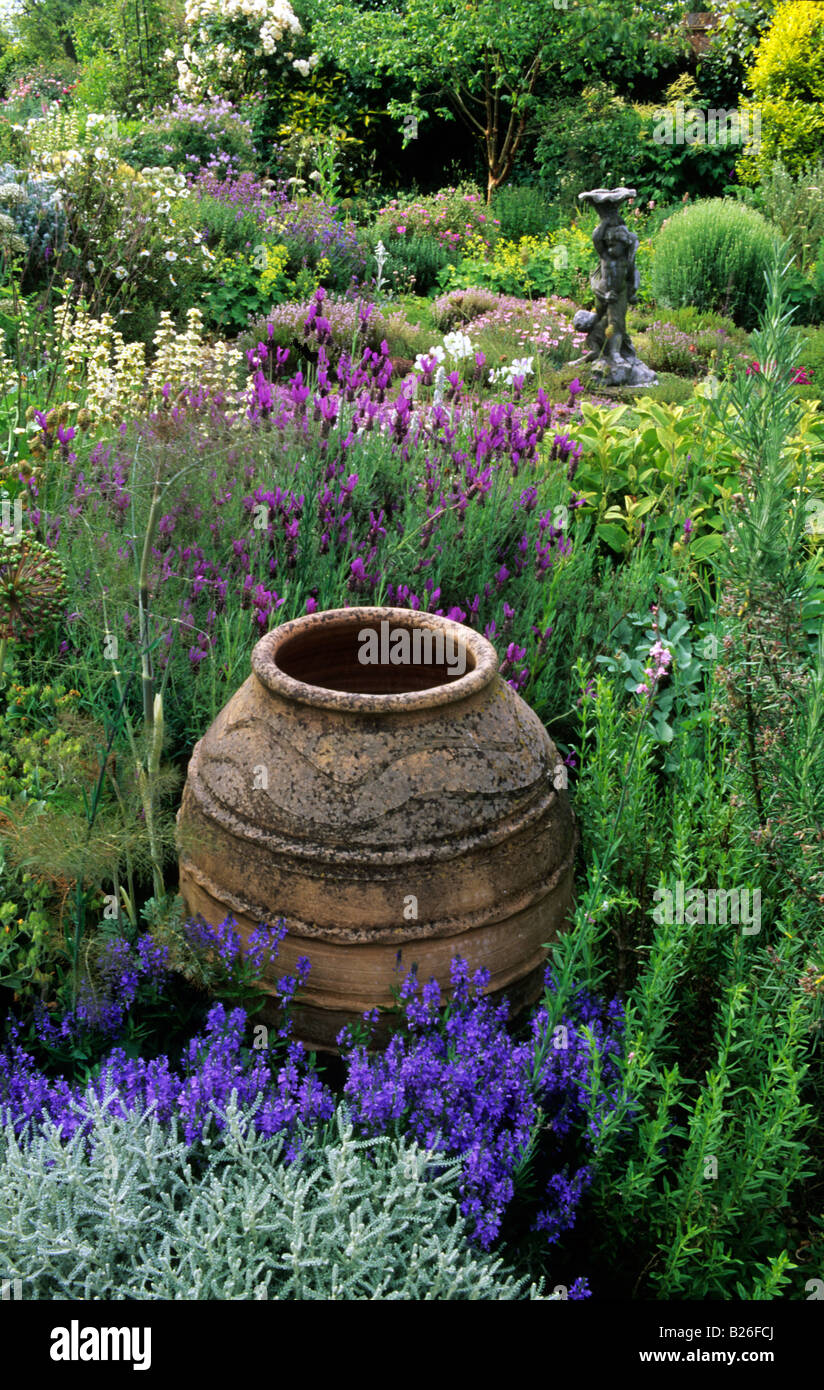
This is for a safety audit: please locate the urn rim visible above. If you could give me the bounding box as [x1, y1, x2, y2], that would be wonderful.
[251, 605, 499, 712]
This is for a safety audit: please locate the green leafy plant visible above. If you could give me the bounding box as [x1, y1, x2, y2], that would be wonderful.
[595, 576, 710, 753]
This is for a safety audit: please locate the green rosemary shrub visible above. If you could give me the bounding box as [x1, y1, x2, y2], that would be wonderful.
[0, 1100, 553, 1300]
[533, 252, 824, 1299]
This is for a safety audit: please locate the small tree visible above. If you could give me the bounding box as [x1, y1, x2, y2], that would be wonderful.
[303, 0, 684, 201]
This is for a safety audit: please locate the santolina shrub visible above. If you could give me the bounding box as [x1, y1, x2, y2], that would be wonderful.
[0, 1104, 558, 1300]
[651, 198, 782, 330]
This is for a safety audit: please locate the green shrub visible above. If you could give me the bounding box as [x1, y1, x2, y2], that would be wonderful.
[440, 224, 596, 302]
[638, 304, 741, 336]
[738, 0, 824, 184]
[623, 372, 696, 407]
[695, 0, 777, 109]
[490, 184, 557, 240]
[744, 158, 824, 276]
[535, 80, 737, 211]
[380, 231, 454, 295]
[0, 118, 30, 167]
[534, 84, 645, 212]
[651, 199, 782, 330]
[0, 1101, 552, 1300]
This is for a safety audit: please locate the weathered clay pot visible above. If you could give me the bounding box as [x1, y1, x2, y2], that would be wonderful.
[177, 607, 577, 1050]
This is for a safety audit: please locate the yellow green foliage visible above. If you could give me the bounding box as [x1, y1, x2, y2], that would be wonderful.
[258, 243, 289, 298]
[738, 0, 824, 184]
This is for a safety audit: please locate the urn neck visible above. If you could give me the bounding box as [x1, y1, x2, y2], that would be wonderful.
[251, 606, 499, 714]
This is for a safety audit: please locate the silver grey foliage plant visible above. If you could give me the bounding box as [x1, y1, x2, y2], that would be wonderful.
[0, 1098, 554, 1300]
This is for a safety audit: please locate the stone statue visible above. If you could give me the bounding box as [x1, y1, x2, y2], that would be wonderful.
[572, 186, 657, 388]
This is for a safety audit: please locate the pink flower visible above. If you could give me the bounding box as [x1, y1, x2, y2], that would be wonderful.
[396, 225, 406, 234]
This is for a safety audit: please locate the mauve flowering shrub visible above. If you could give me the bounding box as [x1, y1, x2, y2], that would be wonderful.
[117, 96, 257, 177]
[375, 184, 500, 254]
[641, 319, 741, 376]
[431, 286, 510, 332]
[440, 291, 586, 368]
[243, 292, 418, 366]
[30, 289, 584, 742]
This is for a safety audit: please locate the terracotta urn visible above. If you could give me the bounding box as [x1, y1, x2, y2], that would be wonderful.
[177, 607, 577, 1050]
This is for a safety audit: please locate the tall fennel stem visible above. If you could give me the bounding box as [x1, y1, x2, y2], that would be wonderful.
[70, 674, 135, 1004]
[138, 478, 162, 732]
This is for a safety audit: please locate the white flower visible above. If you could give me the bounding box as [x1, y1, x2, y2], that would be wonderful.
[86, 260, 96, 273]
[164, 251, 178, 262]
[413, 344, 446, 372]
[293, 58, 311, 76]
[114, 265, 128, 279]
[443, 330, 474, 361]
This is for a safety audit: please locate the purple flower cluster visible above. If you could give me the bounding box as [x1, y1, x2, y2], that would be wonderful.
[338, 958, 626, 1254]
[126, 96, 257, 177]
[182, 912, 288, 978]
[33, 932, 170, 1044]
[187, 168, 288, 229]
[1, 932, 628, 1290]
[2, 1003, 333, 1154]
